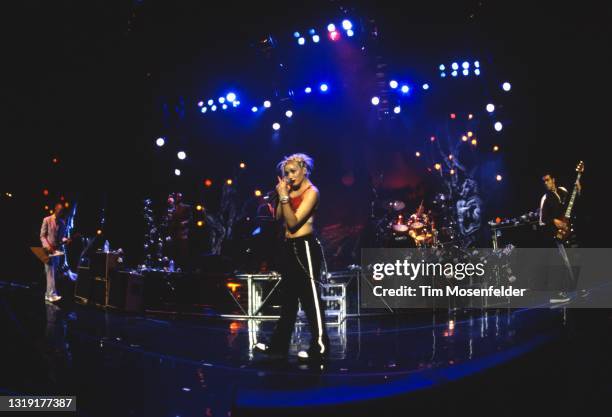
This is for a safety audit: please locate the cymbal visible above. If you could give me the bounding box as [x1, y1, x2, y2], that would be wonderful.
[388, 200, 405, 211]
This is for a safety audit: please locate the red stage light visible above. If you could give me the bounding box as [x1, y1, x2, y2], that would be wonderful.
[204, 179, 212, 187]
[43, 189, 49, 196]
[495, 217, 502, 224]
[329, 31, 340, 41]
[450, 113, 456, 119]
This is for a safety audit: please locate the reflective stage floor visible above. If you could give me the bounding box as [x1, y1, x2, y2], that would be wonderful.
[2, 282, 612, 417]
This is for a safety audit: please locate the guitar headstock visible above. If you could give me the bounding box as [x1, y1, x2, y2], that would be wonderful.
[576, 161, 584, 174]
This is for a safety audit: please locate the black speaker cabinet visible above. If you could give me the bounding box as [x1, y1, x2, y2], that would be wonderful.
[74, 266, 93, 304]
[107, 271, 144, 312]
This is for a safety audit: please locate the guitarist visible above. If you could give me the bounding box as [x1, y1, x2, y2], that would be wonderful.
[539, 171, 581, 303]
[40, 202, 67, 303]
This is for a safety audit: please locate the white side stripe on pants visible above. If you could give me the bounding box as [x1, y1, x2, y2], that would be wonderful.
[304, 240, 325, 354]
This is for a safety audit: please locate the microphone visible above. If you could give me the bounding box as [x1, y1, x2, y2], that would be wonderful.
[262, 177, 292, 201]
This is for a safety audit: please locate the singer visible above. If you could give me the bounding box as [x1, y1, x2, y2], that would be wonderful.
[255, 153, 330, 361]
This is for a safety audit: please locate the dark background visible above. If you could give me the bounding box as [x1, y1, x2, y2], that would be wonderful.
[3, 1, 610, 282]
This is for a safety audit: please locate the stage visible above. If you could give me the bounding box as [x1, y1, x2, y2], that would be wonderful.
[2, 280, 611, 417]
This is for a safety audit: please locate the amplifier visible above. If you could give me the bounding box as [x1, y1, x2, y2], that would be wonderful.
[107, 270, 144, 312]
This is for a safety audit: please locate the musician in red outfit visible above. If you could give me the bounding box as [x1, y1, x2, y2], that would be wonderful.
[254, 153, 329, 361]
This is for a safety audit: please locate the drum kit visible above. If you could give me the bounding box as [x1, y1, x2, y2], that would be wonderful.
[386, 200, 436, 247]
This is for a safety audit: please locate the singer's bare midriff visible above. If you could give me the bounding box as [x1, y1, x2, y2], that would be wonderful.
[285, 214, 314, 238]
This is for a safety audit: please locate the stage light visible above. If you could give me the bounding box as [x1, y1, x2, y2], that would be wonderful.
[293, 31, 300, 38]
[201, 107, 207, 113]
[272, 122, 280, 130]
[44, 205, 48, 210]
[462, 69, 469, 76]
[305, 86, 312, 93]
[439, 64, 445, 71]
[197, 220, 204, 227]
[156, 137, 165, 147]
[196, 204, 203, 211]
[393, 106, 401, 114]
[198, 101, 204, 107]
[474, 69, 481, 76]
[211, 105, 217, 111]
[254, 189, 262, 197]
[450, 169, 455, 175]
[177, 151, 186, 160]
[309, 28, 315, 35]
[422, 83, 429, 90]
[494, 121, 503, 131]
[448, 154, 453, 160]
[226, 179, 233, 186]
[502, 82, 511, 91]
[389, 80, 398, 89]
[450, 113, 456, 119]
[462, 61, 469, 69]
[263, 100, 271, 108]
[474, 61, 480, 68]
[226, 92, 236, 102]
[221, 103, 227, 110]
[486, 103, 495, 113]
[251, 106, 258, 112]
[96, 229, 102, 235]
[298, 37, 305, 45]
[493, 145, 500, 152]
[233, 100, 240, 107]
[496, 174, 502, 181]
[174, 169, 181, 176]
[346, 29, 354, 37]
[441, 72, 446, 78]
[52, 157, 59, 164]
[342, 19, 353, 30]
[204, 179, 212, 187]
[415, 151, 421, 157]
[434, 163, 441, 171]
[371, 96, 380, 105]
[401, 85, 409, 93]
[43, 189, 49, 196]
[60, 196, 64, 201]
[239, 162, 246, 169]
[218, 97, 225, 104]
[312, 34, 320, 43]
[327, 23, 336, 32]
[462, 135, 468, 142]
[451, 62, 459, 70]
[468, 113, 473, 119]
[319, 83, 328, 92]
[451, 71, 458, 77]
[467, 131, 473, 137]
[285, 110, 293, 118]
[430, 136, 436, 142]
[207, 99, 213, 106]
[471, 138, 478, 146]
[329, 30, 340, 41]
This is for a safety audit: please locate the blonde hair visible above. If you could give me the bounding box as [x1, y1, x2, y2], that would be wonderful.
[276, 153, 314, 177]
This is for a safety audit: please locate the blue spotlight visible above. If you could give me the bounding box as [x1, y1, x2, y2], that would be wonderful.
[309, 28, 316, 35]
[494, 122, 503, 131]
[422, 83, 429, 90]
[211, 105, 217, 111]
[232, 101, 239, 107]
[222, 103, 228, 110]
[312, 34, 320, 43]
[285, 110, 293, 118]
[393, 106, 401, 114]
[156, 137, 165, 147]
[298, 37, 305, 45]
[197, 101, 204, 107]
[439, 64, 445, 71]
[389, 80, 398, 89]
[346, 29, 354, 37]
[502, 82, 511, 91]
[251, 106, 258, 112]
[486, 103, 495, 113]
[218, 97, 225, 104]
[226, 92, 236, 102]
[263, 100, 271, 108]
[371, 96, 380, 105]
[452, 62, 459, 70]
[441, 72, 446, 78]
[462, 69, 469, 76]
[451, 71, 458, 77]
[207, 99, 214, 106]
[272, 122, 280, 131]
[327, 23, 336, 32]
[462, 61, 469, 69]
[474, 61, 480, 68]
[342, 19, 353, 30]
[400, 85, 409, 93]
[305, 87, 312, 93]
[201, 107, 207, 113]
[177, 151, 186, 160]
[319, 83, 328, 92]
[474, 69, 481, 75]
[293, 31, 300, 38]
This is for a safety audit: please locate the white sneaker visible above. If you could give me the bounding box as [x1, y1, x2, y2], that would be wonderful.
[48, 294, 62, 303]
